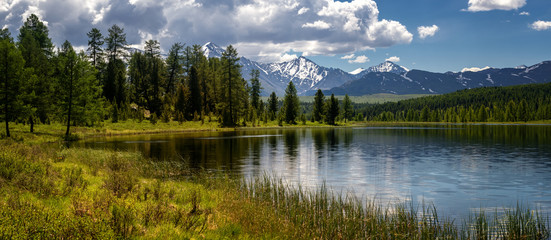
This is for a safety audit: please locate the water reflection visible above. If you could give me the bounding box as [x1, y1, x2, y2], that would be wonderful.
[81, 124, 551, 216]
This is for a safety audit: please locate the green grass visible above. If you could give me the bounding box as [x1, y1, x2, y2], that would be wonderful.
[1, 123, 549, 239]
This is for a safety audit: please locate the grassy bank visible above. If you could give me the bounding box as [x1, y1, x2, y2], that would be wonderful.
[1, 123, 550, 239]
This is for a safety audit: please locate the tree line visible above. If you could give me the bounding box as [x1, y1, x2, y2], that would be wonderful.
[358, 83, 551, 122]
[2, 14, 357, 138]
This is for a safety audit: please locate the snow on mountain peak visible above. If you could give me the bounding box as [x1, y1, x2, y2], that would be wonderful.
[349, 68, 365, 75]
[367, 61, 408, 74]
[201, 42, 225, 58]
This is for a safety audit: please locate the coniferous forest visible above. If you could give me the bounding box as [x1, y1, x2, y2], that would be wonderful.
[2, 14, 551, 139]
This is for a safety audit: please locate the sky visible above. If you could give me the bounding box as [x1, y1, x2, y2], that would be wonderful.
[1, 0, 550, 73]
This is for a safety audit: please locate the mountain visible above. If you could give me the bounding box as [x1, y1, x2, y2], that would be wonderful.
[327, 61, 551, 96]
[201, 43, 355, 95]
[200, 43, 551, 96]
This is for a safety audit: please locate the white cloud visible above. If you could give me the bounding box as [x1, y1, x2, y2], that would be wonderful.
[519, 11, 530, 16]
[466, 0, 526, 12]
[341, 54, 355, 59]
[417, 25, 439, 39]
[531, 20, 551, 31]
[385, 56, 400, 62]
[297, 7, 309, 15]
[1, 0, 413, 63]
[302, 20, 331, 30]
[348, 55, 369, 64]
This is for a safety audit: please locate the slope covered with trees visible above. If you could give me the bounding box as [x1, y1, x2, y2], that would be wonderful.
[359, 83, 551, 122]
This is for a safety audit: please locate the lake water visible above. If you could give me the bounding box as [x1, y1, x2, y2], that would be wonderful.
[81, 124, 551, 218]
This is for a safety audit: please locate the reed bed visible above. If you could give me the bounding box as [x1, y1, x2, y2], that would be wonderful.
[240, 174, 550, 240]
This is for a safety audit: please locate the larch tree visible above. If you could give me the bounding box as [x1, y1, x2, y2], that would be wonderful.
[283, 81, 300, 124]
[104, 24, 128, 106]
[312, 89, 325, 122]
[18, 14, 54, 132]
[1, 30, 25, 137]
[249, 69, 262, 111]
[268, 91, 278, 121]
[86, 28, 104, 69]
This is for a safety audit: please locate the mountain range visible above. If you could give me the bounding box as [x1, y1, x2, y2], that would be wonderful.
[201, 43, 551, 96]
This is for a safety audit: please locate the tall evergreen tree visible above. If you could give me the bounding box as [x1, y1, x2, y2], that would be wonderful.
[268, 91, 278, 121]
[1, 32, 25, 137]
[86, 28, 104, 69]
[326, 94, 340, 125]
[312, 89, 325, 122]
[220, 45, 243, 126]
[165, 42, 184, 95]
[283, 81, 300, 124]
[249, 69, 262, 111]
[18, 14, 54, 132]
[342, 94, 353, 122]
[104, 25, 128, 106]
[188, 66, 202, 118]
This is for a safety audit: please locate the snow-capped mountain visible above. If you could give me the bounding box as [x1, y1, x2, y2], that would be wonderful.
[200, 42, 354, 95]
[200, 43, 551, 96]
[367, 61, 409, 74]
[201, 42, 225, 59]
[328, 61, 551, 95]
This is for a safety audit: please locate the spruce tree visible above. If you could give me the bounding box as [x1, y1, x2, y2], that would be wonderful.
[283, 81, 300, 124]
[268, 91, 278, 121]
[250, 69, 262, 111]
[326, 94, 339, 125]
[312, 89, 325, 122]
[342, 94, 353, 122]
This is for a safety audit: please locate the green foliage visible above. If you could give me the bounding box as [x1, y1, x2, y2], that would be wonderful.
[0, 36, 25, 137]
[312, 89, 325, 122]
[342, 94, 353, 122]
[283, 81, 300, 124]
[250, 69, 262, 111]
[268, 91, 278, 121]
[360, 83, 551, 123]
[326, 94, 339, 125]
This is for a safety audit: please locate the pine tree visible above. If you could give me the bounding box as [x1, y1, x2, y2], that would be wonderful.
[165, 42, 184, 95]
[342, 94, 353, 122]
[0, 32, 25, 137]
[312, 89, 325, 122]
[104, 24, 128, 106]
[326, 94, 339, 125]
[283, 81, 300, 124]
[18, 14, 54, 132]
[220, 45, 243, 126]
[268, 91, 278, 121]
[188, 66, 202, 119]
[86, 28, 104, 69]
[250, 69, 262, 111]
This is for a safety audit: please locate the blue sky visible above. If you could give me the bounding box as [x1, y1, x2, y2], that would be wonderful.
[1, 0, 550, 72]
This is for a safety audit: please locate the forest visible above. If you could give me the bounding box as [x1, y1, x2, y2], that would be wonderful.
[357, 83, 551, 123]
[2, 14, 551, 140]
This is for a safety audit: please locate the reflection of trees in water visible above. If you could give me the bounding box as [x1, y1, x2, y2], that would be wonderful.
[284, 130, 298, 161]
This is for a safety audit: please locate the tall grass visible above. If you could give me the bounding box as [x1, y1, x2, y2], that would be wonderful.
[240, 174, 550, 240]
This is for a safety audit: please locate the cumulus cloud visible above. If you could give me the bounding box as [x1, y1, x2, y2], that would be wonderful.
[385, 56, 400, 62]
[466, 0, 526, 12]
[0, 0, 413, 62]
[302, 20, 331, 30]
[341, 54, 355, 59]
[531, 20, 551, 31]
[417, 25, 439, 39]
[348, 55, 369, 64]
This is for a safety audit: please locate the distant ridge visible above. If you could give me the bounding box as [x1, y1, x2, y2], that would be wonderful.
[200, 43, 551, 96]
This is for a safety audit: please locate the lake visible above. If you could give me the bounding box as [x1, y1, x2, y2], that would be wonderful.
[81, 124, 551, 218]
